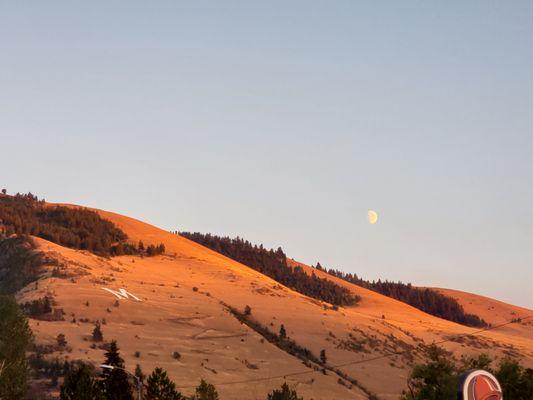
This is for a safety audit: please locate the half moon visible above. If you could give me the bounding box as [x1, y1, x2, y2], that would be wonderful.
[367, 210, 378, 225]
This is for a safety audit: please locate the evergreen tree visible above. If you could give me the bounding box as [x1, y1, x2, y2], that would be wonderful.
[60, 362, 104, 400]
[101, 341, 133, 400]
[193, 379, 219, 400]
[320, 349, 327, 365]
[92, 321, 103, 342]
[279, 324, 287, 340]
[145, 367, 182, 400]
[267, 383, 302, 400]
[0, 295, 33, 399]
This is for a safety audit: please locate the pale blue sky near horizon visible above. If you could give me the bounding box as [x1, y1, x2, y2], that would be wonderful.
[1, 2, 532, 308]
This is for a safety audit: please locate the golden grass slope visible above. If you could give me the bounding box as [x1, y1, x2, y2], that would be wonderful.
[18, 204, 533, 400]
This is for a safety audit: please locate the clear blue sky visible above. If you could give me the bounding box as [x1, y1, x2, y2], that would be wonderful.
[1, 2, 532, 308]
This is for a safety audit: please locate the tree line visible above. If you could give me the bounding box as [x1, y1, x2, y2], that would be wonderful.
[178, 230, 486, 327]
[323, 266, 487, 327]
[179, 232, 360, 307]
[0, 191, 165, 257]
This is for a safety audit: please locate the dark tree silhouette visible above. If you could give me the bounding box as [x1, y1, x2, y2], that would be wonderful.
[60, 362, 104, 400]
[101, 341, 133, 400]
[267, 383, 303, 400]
[193, 379, 219, 400]
[92, 321, 103, 342]
[320, 349, 327, 364]
[145, 367, 182, 400]
[279, 324, 287, 340]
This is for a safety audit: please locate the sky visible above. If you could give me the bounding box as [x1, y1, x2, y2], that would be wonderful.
[1, 2, 532, 308]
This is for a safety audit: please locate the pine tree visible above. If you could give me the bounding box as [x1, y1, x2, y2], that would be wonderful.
[101, 341, 133, 400]
[145, 367, 182, 400]
[267, 383, 302, 400]
[92, 321, 103, 342]
[193, 379, 219, 400]
[320, 349, 327, 365]
[60, 362, 104, 400]
[279, 324, 287, 340]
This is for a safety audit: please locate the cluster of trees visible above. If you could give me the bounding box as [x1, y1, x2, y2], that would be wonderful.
[402, 344, 533, 399]
[0, 192, 128, 256]
[0, 192, 166, 258]
[137, 241, 166, 257]
[59, 340, 192, 400]
[323, 266, 487, 327]
[0, 235, 43, 294]
[59, 340, 302, 400]
[180, 232, 360, 307]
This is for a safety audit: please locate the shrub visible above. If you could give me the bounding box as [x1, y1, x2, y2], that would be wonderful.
[56, 333, 67, 348]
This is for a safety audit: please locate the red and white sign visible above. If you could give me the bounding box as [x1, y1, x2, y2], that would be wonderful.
[458, 369, 503, 400]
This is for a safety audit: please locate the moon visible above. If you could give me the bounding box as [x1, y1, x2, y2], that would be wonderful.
[367, 210, 378, 225]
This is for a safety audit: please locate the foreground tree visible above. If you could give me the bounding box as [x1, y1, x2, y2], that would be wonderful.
[193, 379, 219, 400]
[0, 295, 33, 399]
[496, 358, 533, 399]
[145, 367, 182, 400]
[403, 346, 533, 400]
[267, 382, 302, 400]
[60, 362, 104, 400]
[402, 345, 457, 400]
[101, 341, 133, 400]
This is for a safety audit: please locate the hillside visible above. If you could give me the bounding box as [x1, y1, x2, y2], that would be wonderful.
[7, 202, 533, 399]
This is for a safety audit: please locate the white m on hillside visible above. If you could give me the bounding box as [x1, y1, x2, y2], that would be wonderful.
[102, 288, 142, 301]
